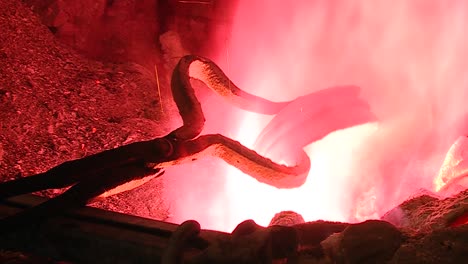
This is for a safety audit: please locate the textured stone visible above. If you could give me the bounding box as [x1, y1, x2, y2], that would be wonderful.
[391, 225, 468, 263]
[0, 143, 3, 161]
[24, 0, 160, 64]
[320, 220, 403, 264]
[269, 210, 305, 227]
[382, 190, 468, 233]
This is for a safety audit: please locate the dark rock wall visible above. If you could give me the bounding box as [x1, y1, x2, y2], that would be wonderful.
[22, 0, 238, 66]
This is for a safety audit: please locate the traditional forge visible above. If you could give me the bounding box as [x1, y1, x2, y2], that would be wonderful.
[1, 0, 468, 263]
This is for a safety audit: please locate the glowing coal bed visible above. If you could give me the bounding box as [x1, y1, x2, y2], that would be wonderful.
[162, 1, 468, 232]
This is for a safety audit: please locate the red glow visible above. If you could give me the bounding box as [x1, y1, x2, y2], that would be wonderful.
[163, 1, 468, 232]
[450, 212, 468, 227]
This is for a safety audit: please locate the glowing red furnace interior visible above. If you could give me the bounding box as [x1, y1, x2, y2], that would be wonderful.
[163, 0, 468, 232]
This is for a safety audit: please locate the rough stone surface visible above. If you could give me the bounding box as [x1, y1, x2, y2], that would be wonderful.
[340, 220, 403, 263]
[23, 0, 160, 65]
[391, 225, 468, 264]
[269, 210, 306, 227]
[382, 189, 468, 233]
[0, 0, 176, 222]
[22, 0, 236, 65]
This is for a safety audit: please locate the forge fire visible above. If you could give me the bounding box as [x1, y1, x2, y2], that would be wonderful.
[1, 0, 468, 263]
[165, 0, 468, 232]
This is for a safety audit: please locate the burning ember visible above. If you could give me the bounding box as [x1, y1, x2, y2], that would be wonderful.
[163, 0, 468, 232]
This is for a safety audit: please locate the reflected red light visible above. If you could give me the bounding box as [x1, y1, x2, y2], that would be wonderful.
[163, 0, 468, 232]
